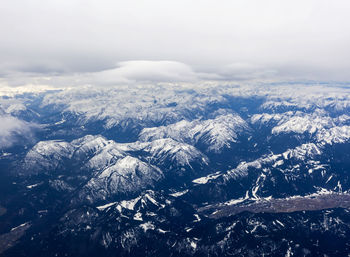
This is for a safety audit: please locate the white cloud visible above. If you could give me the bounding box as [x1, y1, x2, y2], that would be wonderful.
[0, 115, 35, 148]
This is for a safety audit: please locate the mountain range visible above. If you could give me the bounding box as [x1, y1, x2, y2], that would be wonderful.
[0, 82, 350, 256]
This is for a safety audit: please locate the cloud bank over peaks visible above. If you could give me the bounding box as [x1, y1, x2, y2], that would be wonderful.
[0, 59, 348, 89]
[0, 60, 224, 88]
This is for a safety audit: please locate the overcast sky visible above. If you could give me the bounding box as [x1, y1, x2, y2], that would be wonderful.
[1, 0, 350, 86]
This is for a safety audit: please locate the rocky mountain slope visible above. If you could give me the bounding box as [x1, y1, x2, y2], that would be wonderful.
[1, 82, 350, 256]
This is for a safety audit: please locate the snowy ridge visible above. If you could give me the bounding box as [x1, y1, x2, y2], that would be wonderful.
[23, 134, 207, 173]
[137, 138, 209, 167]
[83, 156, 163, 202]
[39, 83, 350, 130]
[282, 143, 322, 160]
[96, 202, 117, 211]
[316, 126, 350, 144]
[140, 114, 250, 153]
[82, 137, 209, 171]
[110, 190, 165, 214]
[260, 100, 299, 111]
[169, 189, 189, 197]
[22, 134, 211, 202]
[272, 114, 333, 135]
[251, 110, 334, 135]
[3, 83, 350, 137]
[195, 142, 324, 189]
[23, 140, 74, 173]
[72, 135, 110, 157]
[41, 85, 227, 130]
[252, 110, 350, 145]
[79, 140, 126, 171]
[192, 172, 222, 184]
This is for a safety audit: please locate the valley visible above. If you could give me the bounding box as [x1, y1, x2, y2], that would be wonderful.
[199, 193, 350, 219]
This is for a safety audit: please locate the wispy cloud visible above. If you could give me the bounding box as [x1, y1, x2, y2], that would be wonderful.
[0, 115, 36, 149]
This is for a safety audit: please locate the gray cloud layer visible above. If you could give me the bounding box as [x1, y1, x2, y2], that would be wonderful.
[1, 0, 350, 83]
